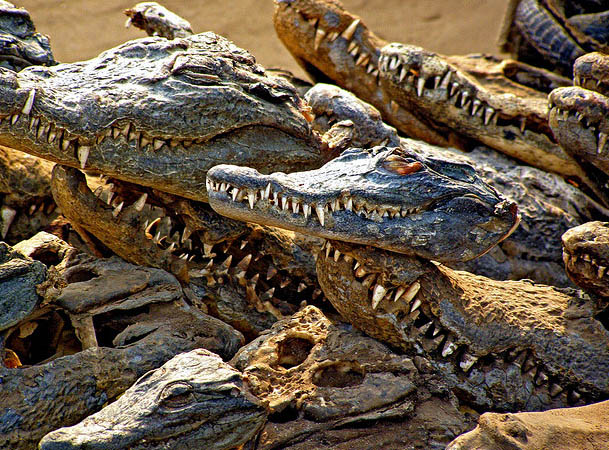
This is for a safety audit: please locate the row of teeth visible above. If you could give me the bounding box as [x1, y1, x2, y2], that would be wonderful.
[323, 240, 584, 402]
[565, 251, 607, 279]
[1, 89, 206, 170]
[298, 10, 380, 79]
[548, 106, 609, 155]
[93, 179, 322, 312]
[207, 179, 421, 226]
[379, 54, 508, 128]
[574, 75, 607, 92]
[1, 199, 56, 239]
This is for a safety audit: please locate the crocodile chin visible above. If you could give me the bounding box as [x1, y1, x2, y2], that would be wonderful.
[207, 146, 519, 263]
[0, 32, 323, 201]
[318, 239, 609, 412]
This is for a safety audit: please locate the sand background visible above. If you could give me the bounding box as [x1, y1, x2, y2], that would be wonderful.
[17, 0, 510, 78]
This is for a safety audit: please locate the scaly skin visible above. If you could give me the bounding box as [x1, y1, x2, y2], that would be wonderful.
[0, 32, 324, 202]
[500, 0, 609, 77]
[39, 349, 267, 450]
[207, 145, 519, 263]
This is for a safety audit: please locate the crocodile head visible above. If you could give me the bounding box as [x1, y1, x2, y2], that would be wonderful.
[39, 349, 267, 450]
[0, 31, 323, 201]
[377, 42, 586, 180]
[272, 0, 450, 146]
[207, 145, 519, 263]
[549, 52, 609, 188]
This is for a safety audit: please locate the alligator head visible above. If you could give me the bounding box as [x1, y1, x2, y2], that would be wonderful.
[315, 239, 609, 412]
[39, 349, 267, 450]
[549, 52, 609, 195]
[377, 42, 589, 181]
[0, 31, 323, 201]
[207, 145, 519, 263]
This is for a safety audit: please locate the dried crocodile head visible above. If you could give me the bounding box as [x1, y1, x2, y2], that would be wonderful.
[124, 1, 194, 39]
[562, 221, 609, 300]
[39, 349, 267, 450]
[549, 52, 609, 196]
[377, 43, 589, 183]
[315, 240, 609, 412]
[500, 0, 609, 77]
[207, 145, 519, 263]
[51, 165, 326, 338]
[0, 31, 323, 201]
[0, 0, 55, 71]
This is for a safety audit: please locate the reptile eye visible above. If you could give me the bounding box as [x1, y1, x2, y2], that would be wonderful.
[159, 381, 194, 408]
[382, 155, 423, 175]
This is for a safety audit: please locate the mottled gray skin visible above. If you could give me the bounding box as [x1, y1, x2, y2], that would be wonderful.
[0, 32, 323, 201]
[207, 145, 519, 263]
[303, 82, 607, 286]
[40, 349, 267, 450]
[0, 241, 45, 331]
[0, 0, 55, 71]
[500, 0, 609, 77]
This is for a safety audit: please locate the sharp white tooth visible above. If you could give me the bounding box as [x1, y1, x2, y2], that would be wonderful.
[403, 281, 421, 303]
[248, 191, 256, 209]
[356, 53, 370, 66]
[440, 70, 451, 89]
[598, 265, 607, 278]
[153, 138, 164, 150]
[416, 77, 425, 96]
[220, 183, 228, 192]
[399, 66, 408, 82]
[387, 56, 398, 71]
[133, 193, 148, 212]
[263, 183, 271, 200]
[292, 200, 300, 214]
[355, 266, 367, 277]
[460, 353, 478, 372]
[330, 199, 338, 212]
[341, 18, 360, 40]
[484, 107, 495, 125]
[410, 297, 422, 313]
[371, 284, 387, 310]
[77, 146, 90, 169]
[433, 76, 441, 89]
[441, 338, 457, 357]
[327, 31, 339, 42]
[348, 40, 358, 53]
[232, 187, 240, 201]
[598, 132, 608, 154]
[325, 242, 332, 259]
[303, 203, 311, 219]
[314, 27, 326, 51]
[29, 116, 39, 130]
[333, 248, 341, 262]
[204, 243, 214, 256]
[281, 196, 289, 211]
[394, 286, 406, 302]
[315, 204, 325, 226]
[471, 99, 481, 116]
[345, 197, 353, 211]
[1, 206, 17, 239]
[112, 201, 124, 217]
[22, 89, 35, 114]
[10, 114, 19, 125]
[449, 82, 459, 97]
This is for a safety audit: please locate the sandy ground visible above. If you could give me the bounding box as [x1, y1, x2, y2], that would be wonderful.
[17, 0, 509, 79]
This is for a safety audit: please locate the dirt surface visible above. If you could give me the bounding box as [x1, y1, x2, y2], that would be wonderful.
[17, 0, 509, 78]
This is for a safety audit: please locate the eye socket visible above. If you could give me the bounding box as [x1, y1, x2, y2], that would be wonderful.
[159, 381, 194, 409]
[382, 154, 424, 175]
[170, 55, 221, 84]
